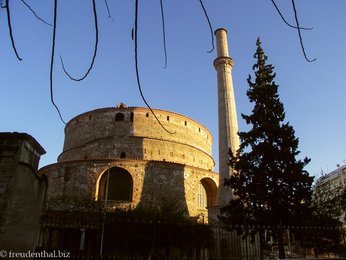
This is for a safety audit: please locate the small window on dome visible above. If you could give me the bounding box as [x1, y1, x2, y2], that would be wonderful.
[115, 113, 125, 121]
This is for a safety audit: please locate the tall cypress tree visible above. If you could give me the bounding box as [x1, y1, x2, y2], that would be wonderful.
[221, 38, 314, 258]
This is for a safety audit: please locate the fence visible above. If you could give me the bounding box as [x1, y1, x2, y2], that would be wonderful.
[36, 211, 346, 259]
[209, 225, 345, 260]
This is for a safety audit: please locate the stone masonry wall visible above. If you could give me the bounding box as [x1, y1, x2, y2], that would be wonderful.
[39, 159, 218, 217]
[59, 107, 214, 171]
[0, 133, 46, 251]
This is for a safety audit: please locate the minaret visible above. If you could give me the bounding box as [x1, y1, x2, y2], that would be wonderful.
[214, 28, 240, 206]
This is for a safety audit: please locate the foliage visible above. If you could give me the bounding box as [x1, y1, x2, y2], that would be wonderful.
[45, 194, 104, 213]
[306, 181, 346, 256]
[102, 206, 214, 256]
[220, 38, 314, 258]
[42, 196, 213, 257]
[312, 180, 346, 220]
[295, 213, 346, 257]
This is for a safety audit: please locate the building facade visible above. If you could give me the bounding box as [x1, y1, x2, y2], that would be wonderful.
[314, 164, 346, 227]
[39, 104, 219, 219]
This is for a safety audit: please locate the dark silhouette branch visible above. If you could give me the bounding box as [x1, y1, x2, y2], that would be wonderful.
[50, 0, 66, 124]
[270, 0, 312, 30]
[291, 0, 316, 62]
[134, 0, 175, 134]
[198, 0, 214, 53]
[61, 0, 98, 81]
[20, 0, 52, 26]
[159, 0, 167, 69]
[5, 0, 22, 60]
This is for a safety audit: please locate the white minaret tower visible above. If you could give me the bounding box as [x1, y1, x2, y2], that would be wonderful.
[214, 28, 240, 206]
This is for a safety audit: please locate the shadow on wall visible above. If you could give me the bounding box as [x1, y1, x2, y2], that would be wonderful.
[138, 161, 189, 217]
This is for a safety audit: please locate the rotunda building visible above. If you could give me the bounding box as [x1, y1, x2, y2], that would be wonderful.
[39, 103, 219, 219]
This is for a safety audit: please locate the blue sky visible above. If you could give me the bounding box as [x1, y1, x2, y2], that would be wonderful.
[1, 1, 345, 179]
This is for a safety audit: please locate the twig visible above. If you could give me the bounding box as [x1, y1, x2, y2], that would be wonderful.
[5, 0, 22, 60]
[20, 0, 52, 26]
[134, 0, 175, 134]
[159, 0, 167, 69]
[270, 0, 312, 30]
[60, 0, 98, 81]
[104, 0, 114, 22]
[291, 0, 316, 62]
[50, 0, 66, 124]
[198, 0, 214, 53]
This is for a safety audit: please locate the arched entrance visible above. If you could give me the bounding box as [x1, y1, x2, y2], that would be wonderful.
[97, 167, 133, 202]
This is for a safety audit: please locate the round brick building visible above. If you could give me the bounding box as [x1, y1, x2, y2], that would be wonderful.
[39, 104, 219, 218]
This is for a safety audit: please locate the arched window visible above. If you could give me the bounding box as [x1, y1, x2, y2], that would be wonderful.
[115, 113, 125, 121]
[98, 167, 133, 201]
[120, 152, 126, 159]
[197, 183, 207, 208]
[197, 178, 218, 208]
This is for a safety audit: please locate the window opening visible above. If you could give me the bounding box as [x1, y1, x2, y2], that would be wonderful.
[99, 167, 133, 201]
[115, 113, 125, 121]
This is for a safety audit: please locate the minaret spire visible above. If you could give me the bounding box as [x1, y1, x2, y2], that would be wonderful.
[214, 28, 240, 205]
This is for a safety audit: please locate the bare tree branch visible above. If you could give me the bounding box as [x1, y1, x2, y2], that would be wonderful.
[270, 0, 312, 30]
[20, 0, 52, 26]
[198, 0, 214, 53]
[291, 0, 316, 62]
[159, 0, 167, 69]
[50, 0, 66, 124]
[60, 0, 98, 81]
[5, 0, 22, 60]
[134, 0, 175, 134]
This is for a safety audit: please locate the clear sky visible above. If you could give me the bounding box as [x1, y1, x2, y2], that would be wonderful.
[1, 1, 345, 179]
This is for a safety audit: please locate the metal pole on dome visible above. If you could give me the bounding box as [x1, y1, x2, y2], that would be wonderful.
[100, 167, 110, 256]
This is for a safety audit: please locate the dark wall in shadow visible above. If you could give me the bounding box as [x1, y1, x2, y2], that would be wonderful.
[138, 161, 189, 216]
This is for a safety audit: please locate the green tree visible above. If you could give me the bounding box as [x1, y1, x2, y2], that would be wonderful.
[220, 38, 314, 259]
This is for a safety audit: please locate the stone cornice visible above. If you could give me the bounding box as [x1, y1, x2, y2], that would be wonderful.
[65, 106, 212, 137]
[213, 56, 234, 69]
[38, 157, 218, 176]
